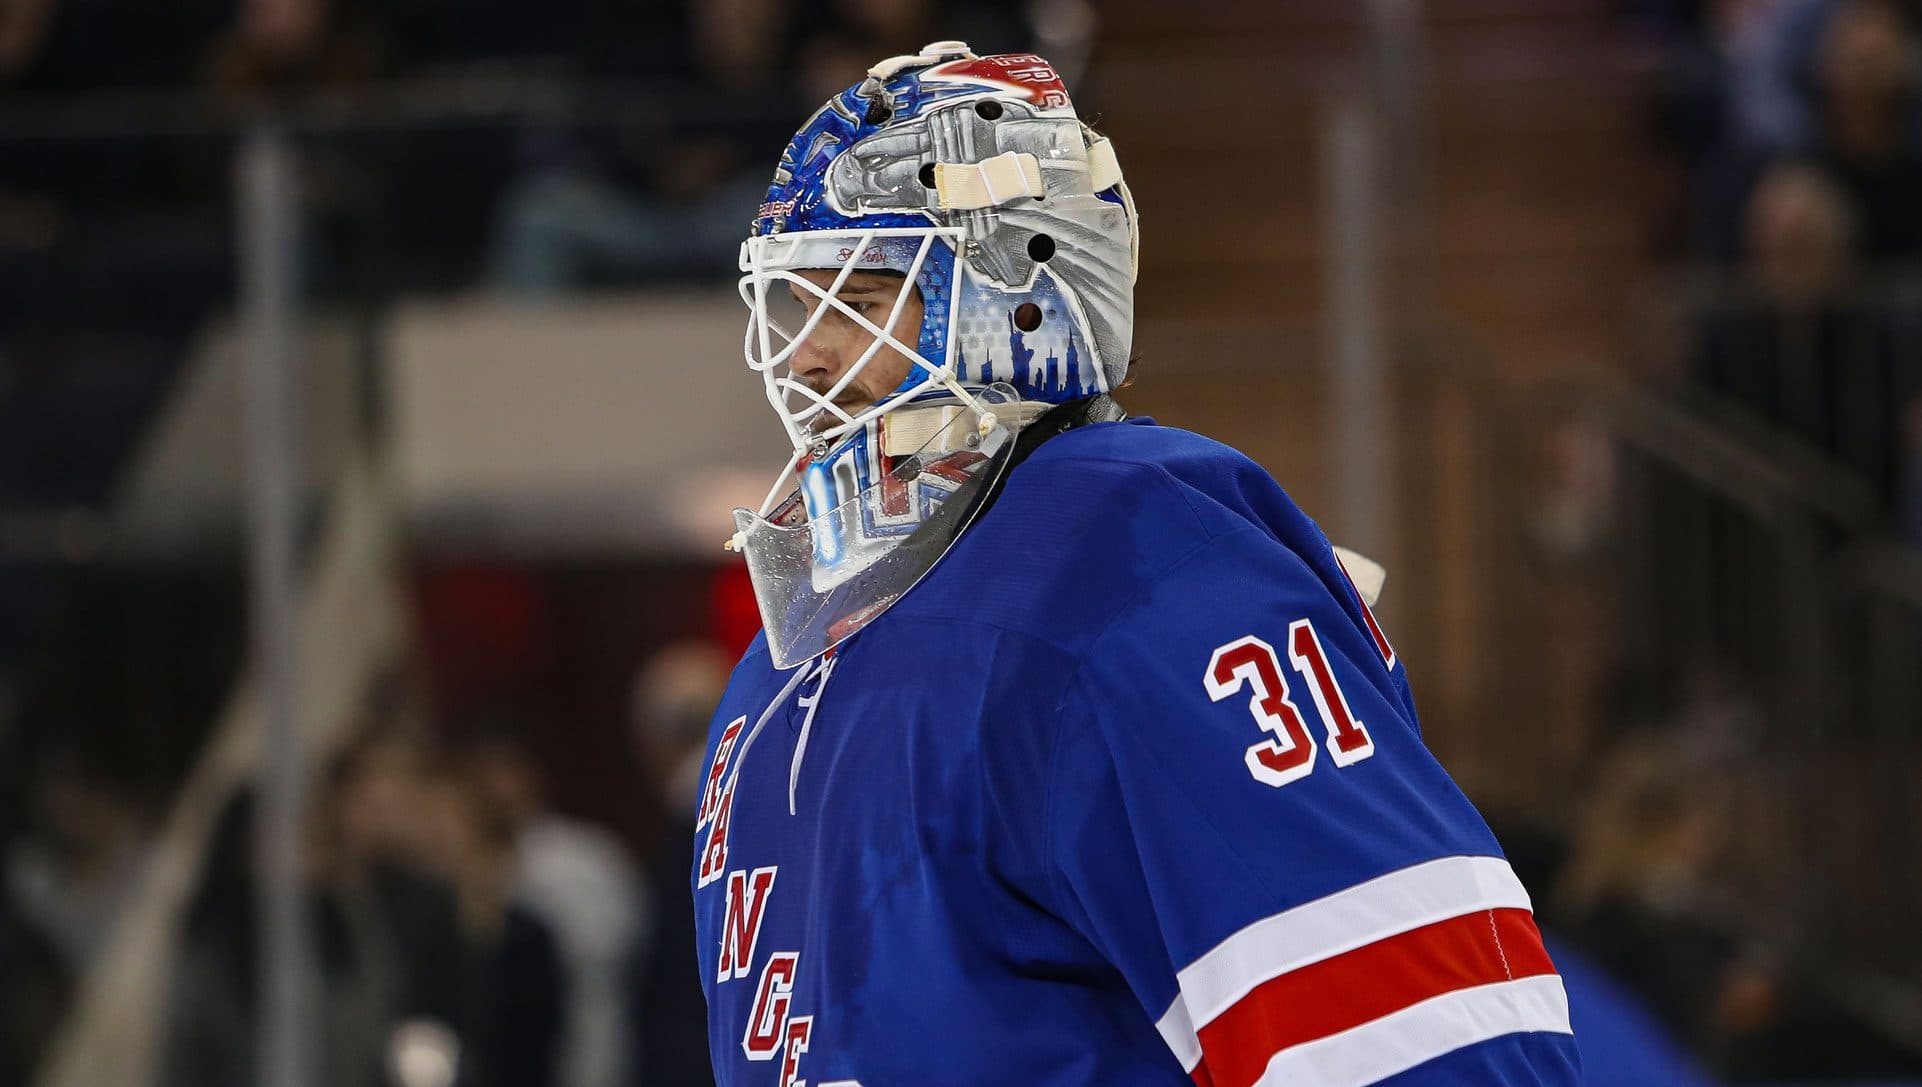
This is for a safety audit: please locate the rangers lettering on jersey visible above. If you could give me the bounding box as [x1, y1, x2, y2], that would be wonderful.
[742, 953, 801, 1060]
[718, 866, 777, 983]
[697, 776, 736, 889]
[780, 1018, 813, 1087]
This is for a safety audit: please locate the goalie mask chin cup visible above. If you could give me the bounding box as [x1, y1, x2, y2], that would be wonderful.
[733, 43, 1138, 666]
[732, 385, 1035, 670]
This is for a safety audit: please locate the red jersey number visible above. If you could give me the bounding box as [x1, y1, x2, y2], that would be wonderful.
[1206, 622, 1376, 787]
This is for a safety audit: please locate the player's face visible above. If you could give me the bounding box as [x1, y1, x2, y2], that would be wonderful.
[787, 269, 923, 424]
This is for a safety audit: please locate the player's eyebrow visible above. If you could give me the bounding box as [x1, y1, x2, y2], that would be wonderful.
[836, 277, 900, 296]
[790, 278, 897, 300]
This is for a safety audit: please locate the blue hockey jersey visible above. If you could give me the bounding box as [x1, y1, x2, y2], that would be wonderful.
[692, 417, 1582, 1087]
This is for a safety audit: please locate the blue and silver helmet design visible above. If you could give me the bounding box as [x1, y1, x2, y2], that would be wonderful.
[739, 40, 1137, 462]
[731, 42, 1138, 667]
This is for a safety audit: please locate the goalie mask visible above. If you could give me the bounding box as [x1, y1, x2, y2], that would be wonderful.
[731, 42, 1139, 668]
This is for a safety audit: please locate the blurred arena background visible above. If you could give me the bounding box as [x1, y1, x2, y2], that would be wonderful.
[2, 0, 1921, 1085]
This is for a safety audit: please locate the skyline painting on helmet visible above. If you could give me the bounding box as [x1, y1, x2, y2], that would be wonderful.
[953, 269, 1092, 396]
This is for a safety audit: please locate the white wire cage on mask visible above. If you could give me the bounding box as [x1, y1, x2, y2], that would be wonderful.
[736, 226, 1001, 511]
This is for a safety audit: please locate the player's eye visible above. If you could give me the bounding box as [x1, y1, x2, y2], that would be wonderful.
[767, 287, 813, 339]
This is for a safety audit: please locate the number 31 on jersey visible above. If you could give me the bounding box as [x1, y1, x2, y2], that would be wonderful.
[1206, 619, 1374, 787]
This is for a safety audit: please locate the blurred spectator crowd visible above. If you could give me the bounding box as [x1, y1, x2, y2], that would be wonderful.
[1637, 0, 1922, 540]
[1511, 2, 1922, 1078]
[2, 634, 736, 1087]
[0, 0, 1038, 518]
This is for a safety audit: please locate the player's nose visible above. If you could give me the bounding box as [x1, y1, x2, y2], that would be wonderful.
[793, 330, 849, 389]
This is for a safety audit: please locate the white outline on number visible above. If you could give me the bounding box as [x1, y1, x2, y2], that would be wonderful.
[742, 952, 799, 1061]
[1205, 635, 1317, 787]
[1287, 618, 1376, 767]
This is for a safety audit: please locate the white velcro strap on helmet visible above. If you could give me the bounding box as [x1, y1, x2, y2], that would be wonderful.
[881, 404, 971, 456]
[1086, 137, 1123, 192]
[934, 151, 1045, 210]
[868, 41, 976, 81]
[881, 400, 1053, 456]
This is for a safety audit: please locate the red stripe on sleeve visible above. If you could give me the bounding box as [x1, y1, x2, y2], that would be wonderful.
[1194, 907, 1555, 1087]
